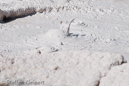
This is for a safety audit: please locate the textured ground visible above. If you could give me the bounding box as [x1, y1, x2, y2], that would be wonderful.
[0, 0, 129, 86]
[0, 50, 127, 86]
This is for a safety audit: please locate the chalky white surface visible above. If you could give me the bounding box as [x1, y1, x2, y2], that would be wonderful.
[0, 0, 129, 86]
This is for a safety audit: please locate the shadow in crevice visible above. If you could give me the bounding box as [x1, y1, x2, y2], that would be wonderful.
[0, 12, 36, 23]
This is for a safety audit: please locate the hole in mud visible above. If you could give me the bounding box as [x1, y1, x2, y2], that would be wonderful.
[1, 12, 36, 23]
[2, 16, 16, 23]
[54, 66, 59, 70]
